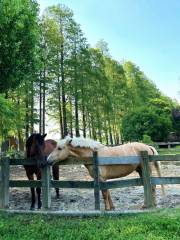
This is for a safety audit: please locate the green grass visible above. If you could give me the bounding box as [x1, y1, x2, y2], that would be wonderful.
[0, 209, 180, 240]
[158, 146, 180, 155]
[1, 147, 180, 239]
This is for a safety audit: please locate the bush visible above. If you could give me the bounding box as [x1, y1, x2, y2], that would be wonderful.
[121, 106, 172, 142]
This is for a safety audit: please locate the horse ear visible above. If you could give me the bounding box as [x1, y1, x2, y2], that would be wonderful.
[65, 136, 72, 145]
[42, 133, 47, 138]
[68, 139, 72, 145]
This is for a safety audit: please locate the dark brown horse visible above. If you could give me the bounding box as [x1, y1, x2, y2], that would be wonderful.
[25, 133, 59, 210]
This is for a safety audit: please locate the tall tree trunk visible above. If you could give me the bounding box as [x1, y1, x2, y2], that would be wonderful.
[81, 79, 86, 137]
[30, 79, 34, 134]
[39, 72, 42, 134]
[42, 67, 46, 134]
[104, 120, 109, 145]
[108, 118, 113, 145]
[87, 113, 92, 138]
[60, 43, 67, 137]
[91, 115, 97, 140]
[97, 112, 102, 142]
[69, 98, 73, 137]
[74, 87, 80, 136]
[57, 74, 64, 138]
[74, 47, 80, 137]
[25, 88, 29, 141]
[82, 103, 86, 138]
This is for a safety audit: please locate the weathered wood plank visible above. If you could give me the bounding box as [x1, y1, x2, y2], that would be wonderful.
[151, 177, 180, 185]
[51, 180, 94, 189]
[155, 142, 180, 146]
[93, 151, 100, 210]
[2, 208, 160, 217]
[8, 177, 180, 189]
[141, 151, 154, 208]
[51, 179, 143, 189]
[9, 158, 38, 166]
[9, 154, 180, 166]
[9, 180, 41, 188]
[56, 156, 141, 165]
[0, 158, 10, 208]
[98, 156, 141, 165]
[41, 163, 51, 209]
[149, 154, 180, 162]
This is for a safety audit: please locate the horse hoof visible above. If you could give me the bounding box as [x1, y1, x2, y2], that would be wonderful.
[56, 194, 60, 199]
[38, 202, 42, 209]
[141, 204, 156, 209]
[110, 207, 115, 210]
[141, 205, 147, 209]
[30, 206, 35, 211]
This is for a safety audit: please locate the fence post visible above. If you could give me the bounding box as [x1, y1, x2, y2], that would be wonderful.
[41, 158, 51, 209]
[140, 151, 154, 208]
[0, 157, 10, 208]
[93, 151, 100, 210]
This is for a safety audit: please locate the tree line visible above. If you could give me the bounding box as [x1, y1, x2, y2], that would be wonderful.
[0, 0, 179, 148]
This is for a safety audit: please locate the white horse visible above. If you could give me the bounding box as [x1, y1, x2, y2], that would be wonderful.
[48, 136, 164, 210]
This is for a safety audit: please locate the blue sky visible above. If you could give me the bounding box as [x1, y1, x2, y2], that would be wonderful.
[38, 0, 180, 102]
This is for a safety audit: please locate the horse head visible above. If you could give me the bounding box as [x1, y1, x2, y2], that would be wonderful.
[26, 133, 47, 167]
[47, 136, 104, 165]
[47, 137, 74, 165]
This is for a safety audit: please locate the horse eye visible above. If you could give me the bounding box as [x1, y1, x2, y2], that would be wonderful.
[58, 147, 62, 151]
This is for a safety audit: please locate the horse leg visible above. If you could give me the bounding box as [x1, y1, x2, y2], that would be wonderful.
[52, 165, 60, 198]
[136, 166, 147, 208]
[30, 187, 36, 210]
[36, 172, 42, 209]
[152, 185, 157, 206]
[26, 172, 36, 210]
[107, 190, 115, 210]
[101, 189, 111, 210]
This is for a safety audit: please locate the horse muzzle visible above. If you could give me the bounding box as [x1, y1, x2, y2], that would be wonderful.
[47, 156, 54, 166]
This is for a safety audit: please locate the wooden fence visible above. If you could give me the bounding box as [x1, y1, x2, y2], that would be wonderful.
[0, 151, 180, 212]
[155, 142, 180, 148]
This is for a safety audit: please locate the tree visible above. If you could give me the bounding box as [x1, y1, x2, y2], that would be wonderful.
[121, 106, 173, 142]
[0, 0, 40, 93]
[122, 61, 161, 109]
[0, 95, 24, 142]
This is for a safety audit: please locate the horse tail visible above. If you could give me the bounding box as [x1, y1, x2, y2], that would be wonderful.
[149, 146, 165, 195]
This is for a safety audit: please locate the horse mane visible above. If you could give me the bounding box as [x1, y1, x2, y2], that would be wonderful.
[58, 136, 105, 150]
[26, 134, 35, 157]
[26, 133, 46, 158]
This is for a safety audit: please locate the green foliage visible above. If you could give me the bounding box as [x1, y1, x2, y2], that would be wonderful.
[0, 210, 180, 239]
[141, 134, 154, 145]
[0, 0, 40, 92]
[0, 95, 24, 140]
[0, 2, 179, 144]
[122, 106, 173, 142]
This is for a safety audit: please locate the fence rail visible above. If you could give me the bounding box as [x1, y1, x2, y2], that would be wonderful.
[0, 152, 180, 211]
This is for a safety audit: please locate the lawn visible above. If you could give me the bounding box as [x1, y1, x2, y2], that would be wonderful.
[0, 147, 180, 240]
[0, 209, 180, 240]
[158, 146, 180, 155]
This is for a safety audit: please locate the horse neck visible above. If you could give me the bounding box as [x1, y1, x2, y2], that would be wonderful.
[44, 140, 57, 156]
[27, 142, 45, 159]
[70, 147, 93, 160]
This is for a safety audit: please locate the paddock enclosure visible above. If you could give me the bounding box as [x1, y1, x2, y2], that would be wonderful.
[0, 152, 180, 215]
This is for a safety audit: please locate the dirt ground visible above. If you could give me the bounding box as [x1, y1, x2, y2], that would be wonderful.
[9, 162, 180, 211]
